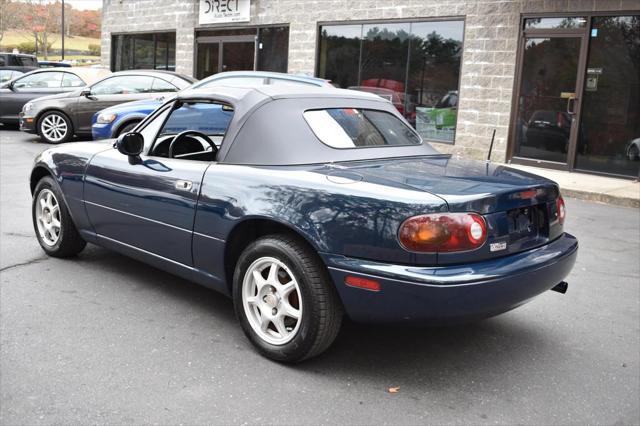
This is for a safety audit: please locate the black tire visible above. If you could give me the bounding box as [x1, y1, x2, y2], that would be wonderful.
[233, 234, 343, 362]
[628, 145, 639, 161]
[116, 121, 140, 137]
[32, 176, 86, 257]
[37, 111, 73, 144]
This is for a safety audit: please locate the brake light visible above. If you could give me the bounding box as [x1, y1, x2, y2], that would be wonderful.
[398, 213, 487, 253]
[556, 196, 566, 224]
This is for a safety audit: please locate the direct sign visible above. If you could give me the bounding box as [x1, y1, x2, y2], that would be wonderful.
[199, 0, 250, 25]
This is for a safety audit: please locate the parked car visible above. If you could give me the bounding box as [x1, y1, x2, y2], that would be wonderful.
[425, 90, 458, 129]
[38, 61, 72, 68]
[0, 52, 38, 72]
[91, 71, 332, 140]
[0, 68, 111, 126]
[626, 137, 640, 161]
[0, 69, 23, 83]
[30, 85, 578, 362]
[19, 70, 195, 143]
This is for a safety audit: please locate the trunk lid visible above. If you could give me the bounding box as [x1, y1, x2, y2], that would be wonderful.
[332, 156, 564, 264]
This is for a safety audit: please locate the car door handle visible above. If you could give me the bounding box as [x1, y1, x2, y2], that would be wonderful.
[175, 180, 193, 191]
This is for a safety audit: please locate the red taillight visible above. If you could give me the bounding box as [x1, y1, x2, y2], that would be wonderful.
[556, 196, 566, 224]
[398, 213, 487, 253]
[345, 276, 381, 292]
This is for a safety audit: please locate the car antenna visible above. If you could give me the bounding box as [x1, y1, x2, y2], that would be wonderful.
[486, 128, 496, 162]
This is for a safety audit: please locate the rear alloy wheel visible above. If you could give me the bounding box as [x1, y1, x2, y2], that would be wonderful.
[32, 176, 86, 257]
[38, 111, 72, 144]
[233, 235, 343, 362]
[628, 144, 639, 161]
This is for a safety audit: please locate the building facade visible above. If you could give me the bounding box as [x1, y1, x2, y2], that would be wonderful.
[101, 0, 640, 178]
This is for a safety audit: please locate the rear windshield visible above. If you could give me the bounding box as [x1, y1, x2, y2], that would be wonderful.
[303, 108, 421, 148]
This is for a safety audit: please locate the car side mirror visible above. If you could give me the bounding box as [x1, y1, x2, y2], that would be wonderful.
[115, 132, 144, 164]
[80, 88, 95, 99]
[4, 81, 15, 91]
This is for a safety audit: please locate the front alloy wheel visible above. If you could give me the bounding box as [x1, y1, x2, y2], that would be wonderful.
[34, 188, 61, 246]
[32, 176, 86, 257]
[38, 112, 72, 144]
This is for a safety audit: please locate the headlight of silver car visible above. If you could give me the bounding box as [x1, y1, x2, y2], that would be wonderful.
[96, 113, 117, 124]
[23, 102, 33, 114]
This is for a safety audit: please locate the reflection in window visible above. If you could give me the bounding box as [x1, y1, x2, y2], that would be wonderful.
[257, 26, 289, 72]
[524, 17, 587, 29]
[317, 20, 464, 143]
[112, 32, 176, 71]
[304, 108, 421, 148]
[575, 15, 640, 177]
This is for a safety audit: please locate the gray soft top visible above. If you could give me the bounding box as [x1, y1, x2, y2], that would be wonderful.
[176, 85, 440, 166]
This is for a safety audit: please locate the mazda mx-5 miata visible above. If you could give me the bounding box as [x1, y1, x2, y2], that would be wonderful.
[30, 85, 578, 362]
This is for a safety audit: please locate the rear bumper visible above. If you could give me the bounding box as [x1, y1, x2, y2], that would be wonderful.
[323, 233, 578, 324]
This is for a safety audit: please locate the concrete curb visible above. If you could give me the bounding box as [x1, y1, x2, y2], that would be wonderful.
[562, 188, 640, 209]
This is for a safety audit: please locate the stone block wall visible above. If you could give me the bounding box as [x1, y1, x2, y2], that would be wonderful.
[101, 0, 639, 162]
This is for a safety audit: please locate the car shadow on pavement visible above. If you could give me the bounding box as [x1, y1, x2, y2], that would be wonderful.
[73, 245, 556, 388]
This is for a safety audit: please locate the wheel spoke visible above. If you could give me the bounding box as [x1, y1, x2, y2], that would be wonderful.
[246, 296, 257, 306]
[266, 262, 278, 284]
[259, 308, 271, 332]
[252, 270, 266, 291]
[279, 281, 296, 296]
[282, 302, 301, 320]
[272, 315, 288, 337]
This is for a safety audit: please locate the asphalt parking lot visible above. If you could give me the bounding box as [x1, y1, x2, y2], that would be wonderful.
[1, 128, 639, 425]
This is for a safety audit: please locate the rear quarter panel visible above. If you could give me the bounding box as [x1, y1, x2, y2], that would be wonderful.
[192, 164, 447, 283]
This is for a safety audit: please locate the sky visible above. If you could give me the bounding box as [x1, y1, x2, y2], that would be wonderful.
[64, 0, 101, 10]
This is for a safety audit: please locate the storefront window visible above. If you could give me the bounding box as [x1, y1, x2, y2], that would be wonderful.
[318, 20, 464, 143]
[112, 32, 176, 71]
[575, 15, 640, 177]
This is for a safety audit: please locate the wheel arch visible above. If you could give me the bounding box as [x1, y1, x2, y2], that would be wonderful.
[113, 117, 144, 137]
[223, 217, 325, 294]
[30, 165, 55, 194]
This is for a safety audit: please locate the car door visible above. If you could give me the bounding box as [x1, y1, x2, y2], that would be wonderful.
[74, 75, 155, 133]
[0, 71, 65, 121]
[83, 100, 227, 266]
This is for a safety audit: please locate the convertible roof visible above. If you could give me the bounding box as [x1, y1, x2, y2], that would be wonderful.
[175, 85, 439, 165]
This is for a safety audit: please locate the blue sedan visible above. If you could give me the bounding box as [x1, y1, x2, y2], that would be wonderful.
[30, 85, 578, 362]
[91, 71, 332, 140]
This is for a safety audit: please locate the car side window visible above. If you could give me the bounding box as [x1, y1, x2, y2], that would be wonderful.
[13, 72, 64, 89]
[150, 78, 178, 93]
[0, 56, 5, 66]
[91, 75, 154, 95]
[61, 73, 85, 88]
[149, 101, 233, 160]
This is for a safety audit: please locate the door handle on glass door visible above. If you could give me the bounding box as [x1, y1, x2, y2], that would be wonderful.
[567, 97, 578, 115]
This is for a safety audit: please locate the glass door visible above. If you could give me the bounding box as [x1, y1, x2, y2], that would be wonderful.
[195, 35, 256, 80]
[575, 15, 640, 177]
[513, 35, 584, 165]
[221, 40, 255, 72]
[196, 42, 219, 80]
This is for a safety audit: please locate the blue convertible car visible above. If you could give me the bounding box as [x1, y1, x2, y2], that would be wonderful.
[30, 86, 578, 362]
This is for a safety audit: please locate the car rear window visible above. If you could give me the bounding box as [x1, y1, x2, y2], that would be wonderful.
[303, 108, 421, 148]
